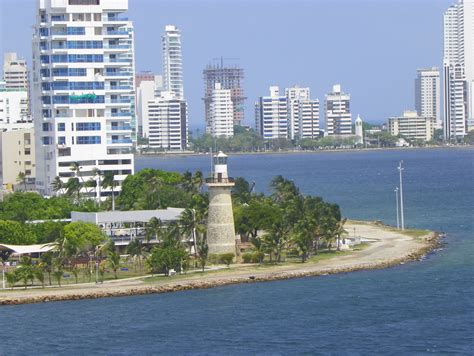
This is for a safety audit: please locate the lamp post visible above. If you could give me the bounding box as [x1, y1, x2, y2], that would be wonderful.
[394, 187, 400, 230]
[398, 161, 405, 230]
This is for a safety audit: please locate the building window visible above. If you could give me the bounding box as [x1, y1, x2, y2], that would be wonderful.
[58, 136, 66, 145]
[42, 137, 53, 145]
[39, 28, 49, 36]
[58, 123, 65, 131]
[69, 0, 100, 4]
[76, 136, 101, 144]
[76, 122, 101, 131]
[66, 27, 85, 35]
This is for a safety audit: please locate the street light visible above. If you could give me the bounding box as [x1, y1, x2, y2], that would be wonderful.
[394, 187, 400, 230]
[398, 161, 405, 230]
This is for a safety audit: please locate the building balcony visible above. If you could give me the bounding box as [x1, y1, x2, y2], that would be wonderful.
[109, 111, 131, 117]
[108, 125, 132, 131]
[108, 138, 132, 144]
[105, 30, 129, 36]
[106, 98, 131, 104]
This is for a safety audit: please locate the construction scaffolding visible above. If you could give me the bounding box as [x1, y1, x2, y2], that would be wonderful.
[203, 58, 246, 127]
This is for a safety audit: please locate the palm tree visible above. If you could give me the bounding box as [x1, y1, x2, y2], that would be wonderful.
[66, 177, 82, 203]
[92, 168, 103, 204]
[182, 171, 194, 193]
[179, 208, 199, 256]
[102, 171, 117, 211]
[145, 217, 162, 243]
[335, 218, 348, 251]
[126, 238, 145, 271]
[162, 221, 182, 249]
[107, 250, 121, 279]
[193, 171, 204, 193]
[16, 172, 27, 191]
[196, 228, 208, 272]
[39, 252, 54, 285]
[51, 176, 65, 196]
[147, 175, 163, 208]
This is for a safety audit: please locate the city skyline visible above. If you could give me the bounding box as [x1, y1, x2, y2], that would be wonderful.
[0, 0, 452, 131]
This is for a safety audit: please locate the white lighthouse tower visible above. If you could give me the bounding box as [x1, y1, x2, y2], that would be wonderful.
[205, 151, 236, 255]
[355, 114, 364, 145]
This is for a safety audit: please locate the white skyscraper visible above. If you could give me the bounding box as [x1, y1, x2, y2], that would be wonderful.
[162, 25, 184, 100]
[255, 86, 288, 139]
[32, 0, 135, 198]
[146, 92, 187, 151]
[285, 86, 310, 140]
[325, 84, 352, 135]
[208, 83, 234, 138]
[415, 67, 441, 128]
[0, 87, 29, 124]
[443, 0, 474, 139]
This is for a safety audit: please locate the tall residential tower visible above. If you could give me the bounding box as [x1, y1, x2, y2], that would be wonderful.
[415, 67, 441, 128]
[325, 84, 352, 135]
[32, 0, 135, 198]
[162, 25, 183, 100]
[443, 0, 474, 139]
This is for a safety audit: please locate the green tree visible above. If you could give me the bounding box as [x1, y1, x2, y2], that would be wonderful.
[146, 246, 187, 276]
[39, 252, 54, 285]
[16, 172, 27, 191]
[51, 176, 65, 196]
[127, 238, 145, 271]
[102, 171, 117, 211]
[5, 271, 16, 289]
[0, 220, 36, 244]
[107, 250, 121, 279]
[145, 217, 162, 243]
[15, 256, 36, 288]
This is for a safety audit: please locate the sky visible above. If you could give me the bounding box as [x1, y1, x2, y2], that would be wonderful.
[0, 0, 452, 131]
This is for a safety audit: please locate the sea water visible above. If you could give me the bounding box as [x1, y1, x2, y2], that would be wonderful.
[1, 148, 473, 354]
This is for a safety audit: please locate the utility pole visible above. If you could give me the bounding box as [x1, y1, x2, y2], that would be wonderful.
[398, 161, 405, 230]
[394, 187, 400, 229]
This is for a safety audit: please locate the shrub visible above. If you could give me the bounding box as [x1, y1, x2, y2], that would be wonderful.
[252, 251, 265, 263]
[242, 252, 253, 263]
[219, 253, 234, 267]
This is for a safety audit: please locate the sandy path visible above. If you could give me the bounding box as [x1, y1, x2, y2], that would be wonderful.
[0, 222, 438, 305]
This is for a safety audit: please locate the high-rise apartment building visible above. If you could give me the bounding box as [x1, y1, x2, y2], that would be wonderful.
[146, 91, 187, 151]
[255, 86, 288, 139]
[32, 0, 135, 198]
[162, 25, 183, 100]
[443, 0, 474, 139]
[208, 83, 234, 138]
[325, 84, 352, 135]
[415, 67, 441, 127]
[298, 98, 320, 140]
[203, 60, 245, 127]
[285, 86, 310, 140]
[136, 72, 163, 138]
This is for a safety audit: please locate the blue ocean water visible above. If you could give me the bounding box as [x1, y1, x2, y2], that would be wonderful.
[1, 148, 473, 354]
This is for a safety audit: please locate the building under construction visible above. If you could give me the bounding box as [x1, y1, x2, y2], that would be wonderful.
[203, 59, 246, 127]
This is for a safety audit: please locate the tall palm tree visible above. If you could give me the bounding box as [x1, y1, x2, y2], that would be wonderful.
[92, 168, 103, 204]
[147, 175, 163, 208]
[335, 218, 348, 251]
[66, 177, 82, 203]
[16, 172, 27, 191]
[51, 176, 65, 196]
[126, 238, 145, 271]
[179, 208, 199, 256]
[192, 171, 204, 193]
[102, 171, 117, 211]
[145, 217, 162, 243]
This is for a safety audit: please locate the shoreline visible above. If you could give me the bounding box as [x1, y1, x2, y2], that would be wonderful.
[0, 222, 442, 306]
[136, 145, 473, 158]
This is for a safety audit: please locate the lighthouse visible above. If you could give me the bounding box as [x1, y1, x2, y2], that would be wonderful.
[355, 114, 364, 145]
[205, 151, 236, 255]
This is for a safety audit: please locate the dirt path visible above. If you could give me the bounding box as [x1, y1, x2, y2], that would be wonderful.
[0, 222, 439, 305]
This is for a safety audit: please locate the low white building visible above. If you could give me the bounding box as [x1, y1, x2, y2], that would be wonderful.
[388, 110, 436, 141]
[71, 208, 185, 245]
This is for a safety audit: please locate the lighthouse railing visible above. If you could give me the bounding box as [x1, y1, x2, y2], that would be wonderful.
[205, 177, 235, 184]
